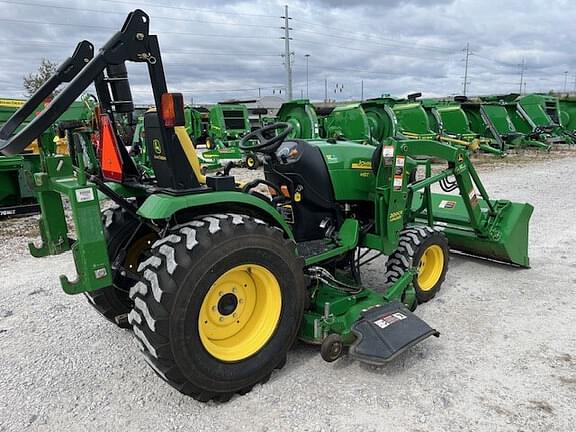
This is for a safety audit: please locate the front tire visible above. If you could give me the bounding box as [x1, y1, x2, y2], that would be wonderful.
[385, 225, 449, 304]
[129, 214, 305, 401]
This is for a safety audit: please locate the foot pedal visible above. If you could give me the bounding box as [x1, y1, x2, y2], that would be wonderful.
[349, 302, 439, 365]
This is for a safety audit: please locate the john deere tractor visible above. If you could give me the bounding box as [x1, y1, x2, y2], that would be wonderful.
[0, 11, 533, 402]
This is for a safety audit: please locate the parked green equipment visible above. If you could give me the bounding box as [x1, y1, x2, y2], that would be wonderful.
[439, 96, 547, 151]
[276, 99, 375, 144]
[275, 99, 319, 139]
[515, 94, 575, 144]
[559, 95, 576, 131]
[0, 11, 533, 402]
[421, 99, 505, 156]
[0, 96, 97, 216]
[201, 102, 260, 169]
[479, 94, 556, 149]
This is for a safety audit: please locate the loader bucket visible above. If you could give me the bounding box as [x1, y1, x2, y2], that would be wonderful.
[421, 194, 534, 267]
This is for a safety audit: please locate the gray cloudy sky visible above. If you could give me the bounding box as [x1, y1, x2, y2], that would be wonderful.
[0, 0, 575, 104]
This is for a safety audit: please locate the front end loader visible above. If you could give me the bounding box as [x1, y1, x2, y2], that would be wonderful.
[0, 10, 533, 402]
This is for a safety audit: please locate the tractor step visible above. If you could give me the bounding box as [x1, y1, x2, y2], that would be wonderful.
[297, 238, 337, 259]
[348, 302, 439, 365]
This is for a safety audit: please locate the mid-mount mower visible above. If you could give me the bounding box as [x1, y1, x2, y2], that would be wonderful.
[0, 10, 533, 402]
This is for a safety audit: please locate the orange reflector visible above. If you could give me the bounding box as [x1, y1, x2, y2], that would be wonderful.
[161, 93, 176, 128]
[280, 185, 290, 198]
[161, 93, 185, 128]
[99, 114, 123, 182]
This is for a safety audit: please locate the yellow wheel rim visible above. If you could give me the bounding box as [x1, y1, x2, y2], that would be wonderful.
[246, 157, 255, 167]
[417, 245, 444, 291]
[198, 264, 282, 362]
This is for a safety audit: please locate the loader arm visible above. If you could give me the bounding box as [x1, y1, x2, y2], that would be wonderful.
[0, 40, 94, 155]
[367, 139, 532, 267]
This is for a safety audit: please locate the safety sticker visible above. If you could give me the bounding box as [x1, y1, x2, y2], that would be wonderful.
[75, 188, 95, 203]
[469, 188, 478, 207]
[395, 155, 405, 168]
[373, 312, 407, 329]
[382, 145, 395, 158]
[280, 204, 294, 223]
[393, 175, 403, 190]
[439, 200, 456, 209]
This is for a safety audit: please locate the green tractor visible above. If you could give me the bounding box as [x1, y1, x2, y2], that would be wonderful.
[0, 10, 533, 402]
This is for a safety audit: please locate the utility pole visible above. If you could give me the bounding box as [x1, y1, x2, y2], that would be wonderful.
[324, 77, 328, 103]
[462, 42, 470, 96]
[563, 71, 569, 93]
[281, 5, 293, 100]
[518, 58, 526, 94]
[361, 80, 364, 101]
[305, 54, 310, 99]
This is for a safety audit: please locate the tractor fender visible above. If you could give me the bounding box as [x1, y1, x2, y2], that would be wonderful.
[137, 191, 294, 239]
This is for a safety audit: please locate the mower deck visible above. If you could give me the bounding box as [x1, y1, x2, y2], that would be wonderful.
[349, 302, 439, 365]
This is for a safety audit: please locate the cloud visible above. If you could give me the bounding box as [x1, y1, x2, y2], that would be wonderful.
[0, 0, 574, 103]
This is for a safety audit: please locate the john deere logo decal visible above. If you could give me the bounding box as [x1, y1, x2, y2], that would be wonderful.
[153, 139, 162, 154]
[351, 160, 372, 169]
[152, 139, 166, 160]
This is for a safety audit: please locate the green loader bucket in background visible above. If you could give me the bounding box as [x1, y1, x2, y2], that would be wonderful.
[417, 194, 534, 267]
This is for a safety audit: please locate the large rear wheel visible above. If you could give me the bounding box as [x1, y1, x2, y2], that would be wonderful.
[129, 214, 305, 401]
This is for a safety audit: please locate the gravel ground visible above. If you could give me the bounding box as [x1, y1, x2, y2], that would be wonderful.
[1, 153, 576, 431]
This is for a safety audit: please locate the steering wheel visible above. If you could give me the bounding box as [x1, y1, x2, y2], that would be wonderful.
[239, 122, 293, 153]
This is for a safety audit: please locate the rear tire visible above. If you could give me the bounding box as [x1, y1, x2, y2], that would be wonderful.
[129, 214, 306, 401]
[84, 206, 156, 328]
[385, 225, 449, 304]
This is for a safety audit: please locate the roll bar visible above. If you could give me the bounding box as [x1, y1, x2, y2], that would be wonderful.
[0, 9, 160, 156]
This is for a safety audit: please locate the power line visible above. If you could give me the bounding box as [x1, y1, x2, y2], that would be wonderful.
[95, 0, 279, 18]
[291, 38, 447, 61]
[0, 17, 274, 40]
[294, 27, 457, 54]
[0, 0, 281, 29]
[0, 39, 280, 57]
[292, 17, 455, 53]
